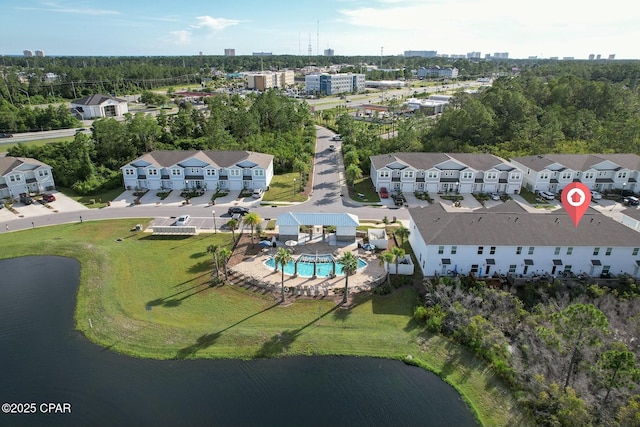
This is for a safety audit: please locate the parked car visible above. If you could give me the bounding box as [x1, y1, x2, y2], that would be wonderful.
[19, 193, 34, 205]
[174, 215, 190, 226]
[42, 193, 56, 202]
[0, 133, 13, 138]
[539, 191, 555, 201]
[624, 196, 639, 206]
[391, 194, 406, 206]
[228, 206, 250, 216]
[252, 188, 264, 198]
[489, 192, 501, 201]
[590, 190, 602, 200]
[331, 134, 341, 141]
[379, 187, 389, 198]
[328, 144, 336, 151]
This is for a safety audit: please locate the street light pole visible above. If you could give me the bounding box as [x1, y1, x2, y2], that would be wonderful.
[212, 210, 217, 234]
[293, 178, 296, 198]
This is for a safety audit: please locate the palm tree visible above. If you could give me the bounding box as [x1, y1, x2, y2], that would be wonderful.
[395, 225, 410, 247]
[391, 246, 406, 276]
[337, 251, 359, 304]
[345, 163, 363, 188]
[206, 244, 219, 277]
[274, 247, 293, 303]
[218, 248, 232, 282]
[380, 250, 396, 287]
[243, 212, 262, 243]
[227, 218, 239, 242]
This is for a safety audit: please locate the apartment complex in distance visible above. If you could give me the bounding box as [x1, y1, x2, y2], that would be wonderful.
[305, 73, 365, 95]
[245, 70, 295, 91]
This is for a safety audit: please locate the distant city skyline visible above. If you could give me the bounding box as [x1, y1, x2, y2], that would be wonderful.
[2, 0, 638, 60]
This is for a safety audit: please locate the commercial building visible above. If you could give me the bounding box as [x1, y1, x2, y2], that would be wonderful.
[408, 202, 640, 278]
[70, 94, 129, 120]
[370, 153, 522, 195]
[121, 150, 274, 192]
[245, 70, 295, 91]
[304, 73, 365, 95]
[416, 66, 459, 79]
[511, 154, 640, 194]
[404, 50, 437, 58]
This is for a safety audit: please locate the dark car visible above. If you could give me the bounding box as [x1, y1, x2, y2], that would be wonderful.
[42, 193, 56, 202]
[19, 193, 34, 205]
[228, 206, 250, 216]
[624, 196, 639, 206]
[0, 133, 13, 138]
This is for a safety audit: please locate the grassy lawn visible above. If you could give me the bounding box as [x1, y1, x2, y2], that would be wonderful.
[58, 187, 124, 209]
[0, 136, 73, 153]
[262, 172, 307, 202]
[348, 177, 381, 203]
[0, 220, 529, 427]
[519, 188, 555, 209]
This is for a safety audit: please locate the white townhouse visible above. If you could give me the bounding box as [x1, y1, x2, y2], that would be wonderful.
[0, 156, 56, 199]
[408, 201, 640, 279]
[120, 150, 274, 192]
[511, 154, 640, 194]
[370, 153, 523, 195]
[70, 94, 129, 120]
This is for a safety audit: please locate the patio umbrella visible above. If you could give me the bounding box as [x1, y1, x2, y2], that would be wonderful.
[259, 240, 271, 248]
[285, 240, 298, 247]
[363, 243, 376, 251]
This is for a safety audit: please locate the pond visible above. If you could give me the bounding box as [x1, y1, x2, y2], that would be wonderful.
[0, 256, 478, 427]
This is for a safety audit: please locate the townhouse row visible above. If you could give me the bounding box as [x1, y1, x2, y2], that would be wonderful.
[370, 153, 640, 195]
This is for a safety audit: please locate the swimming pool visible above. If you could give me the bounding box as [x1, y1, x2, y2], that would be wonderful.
[264, 256, 368, 277]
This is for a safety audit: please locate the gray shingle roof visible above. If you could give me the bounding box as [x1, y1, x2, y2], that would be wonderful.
[0, 157, 50, 175]
[128, 150, 273, 169]
[71, 94, 127, 106]
[512, 154, 640, 172]
[409, 203, 640, 247]
[370, 152, 512, 171]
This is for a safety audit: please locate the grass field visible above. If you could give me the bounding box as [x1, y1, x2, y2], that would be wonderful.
[0, 220, 529, 427]
[0, 136, 73, 152]
[262, 172, 307, 202]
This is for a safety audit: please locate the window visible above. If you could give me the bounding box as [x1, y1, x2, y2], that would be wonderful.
[490, 246, 496, 255]
[477, 246, 484, 255]
[617, 171, 628, 179]
[563, 265, 572, 273]
[598, 171, 607, 177]
[593, 247, 600, 256]
[206, 169, 216, 176]
[602, 265, 611, 274]
[508, 265, 517, 273]
[427, 171, 438, 179]
[561, 172, 572, 180]
[605, 247, 612, 256]
[438, 246, 444, 254]
[403, 171, 414, 179]
[516, 246, 522, 255]
[583, 172, 594, 180]
[443, 170, 454, 177]
[510, 172, 521, 181]
[567, 247, 573, 255]
[254, 169, 264, 176]
[540, 172, 550, 180]
[485, 172, 498, 180]
[148, 169, 158, 176]
[554, 247, 561, 255]
[528, 246, 535, 255]
[9, 174, 22, 182]
[462, 171, 473, 179]
[379, 170, 390, 178]
[230, 169, 240, 176]
[470, 264, 479, 273]
[451, 246, 457, 254]
[633, 248, 639, 256]
[38, 169, 49, 177]
[124, 169, 135, 176]
[190, 168, 199, 174]
[171, 168, 181, 176]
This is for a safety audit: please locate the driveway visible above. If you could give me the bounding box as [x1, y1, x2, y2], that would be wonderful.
[0, 191, 87, 224]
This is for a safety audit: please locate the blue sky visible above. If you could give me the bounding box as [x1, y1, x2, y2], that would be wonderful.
[2, 0, 638, 59]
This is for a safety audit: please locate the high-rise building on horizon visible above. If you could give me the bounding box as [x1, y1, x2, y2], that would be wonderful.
[608, 54, 616, 60]
[252, 52, 272, 56]
[23, 50, 33, 57]
[35, 50, 44, 57]
[404, 50, 437, 58]
[466, 51, 481, 59]
[224, 48, 235, 56]
[324, 48, 334, 56]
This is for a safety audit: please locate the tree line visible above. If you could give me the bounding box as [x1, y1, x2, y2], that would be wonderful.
[7, 90, 314, 194]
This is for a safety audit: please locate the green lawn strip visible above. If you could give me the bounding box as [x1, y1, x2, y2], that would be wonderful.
[0, 136, 73, 153]
[262, 172, 307, 202]
[0, 219, 525, 427]
[348, 177, 381, 202]
[57, 186, 124, 208]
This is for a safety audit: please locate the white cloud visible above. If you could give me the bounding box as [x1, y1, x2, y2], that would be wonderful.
[169, 30, 192, 45]
[17, 1, 120, 15]
[190, 16, 240, 32]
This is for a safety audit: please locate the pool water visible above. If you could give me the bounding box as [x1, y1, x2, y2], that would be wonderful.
[265, 257, 367, 277]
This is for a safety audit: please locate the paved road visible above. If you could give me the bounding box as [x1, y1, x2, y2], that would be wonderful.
[1, 125, 410, 233]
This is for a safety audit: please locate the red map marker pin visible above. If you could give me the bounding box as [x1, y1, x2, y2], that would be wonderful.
[561, 182, 591, 227]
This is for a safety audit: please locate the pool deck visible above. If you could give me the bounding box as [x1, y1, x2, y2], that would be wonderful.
[229, 240, 387, 294]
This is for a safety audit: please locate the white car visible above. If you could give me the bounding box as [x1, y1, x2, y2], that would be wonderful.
[175, 215, 190, 226]
[489, 193, 501, 201]
[539, 191, 555, 201]
[331, 134, 341, 141]
[252, 188, 264, 198]
[590, 190, 602, 200]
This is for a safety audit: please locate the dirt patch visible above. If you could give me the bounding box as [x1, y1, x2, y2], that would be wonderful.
[228, 233, 267, 267]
